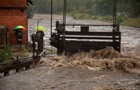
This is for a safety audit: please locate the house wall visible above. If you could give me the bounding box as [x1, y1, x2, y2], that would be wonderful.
[0, 0, 28, 45]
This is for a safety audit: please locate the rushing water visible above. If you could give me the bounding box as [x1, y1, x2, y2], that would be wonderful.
[28, 14, 140, 56]
[0, 14, 139, 90]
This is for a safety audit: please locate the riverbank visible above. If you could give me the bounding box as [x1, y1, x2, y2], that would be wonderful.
[69, 13, 140, 28]
[121, 18, 140, 28]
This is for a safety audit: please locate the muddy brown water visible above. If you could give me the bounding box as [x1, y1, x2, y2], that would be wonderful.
[0, 65, 140, 90]
[0, 14, 140, 90]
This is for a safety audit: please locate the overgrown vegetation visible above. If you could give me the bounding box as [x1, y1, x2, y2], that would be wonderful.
[29, 0, 140, 27]
[0, 45, 12, 63]
[27, 5, 34, 18]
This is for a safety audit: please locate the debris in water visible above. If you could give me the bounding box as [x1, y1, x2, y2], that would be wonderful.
[40, 47, 140, 74]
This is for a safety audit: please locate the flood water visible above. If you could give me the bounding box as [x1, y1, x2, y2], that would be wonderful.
[28, 14, 140, 57]
[0, 14, 140, 90]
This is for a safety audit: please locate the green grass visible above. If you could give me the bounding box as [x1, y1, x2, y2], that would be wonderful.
[69, 12, 93, 20]
[121, 18, 140, 28]
[69, 12, 113, 22]
[68, 12, 140, 28]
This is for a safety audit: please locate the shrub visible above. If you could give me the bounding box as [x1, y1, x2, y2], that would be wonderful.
[116, 15, 125, 24]
[103, 16, 112, 22]
[0, 45, 12, 63]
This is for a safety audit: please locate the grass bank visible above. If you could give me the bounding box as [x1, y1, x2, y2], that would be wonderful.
[69, 13, 140, 28]
[121, 18, 140, 28]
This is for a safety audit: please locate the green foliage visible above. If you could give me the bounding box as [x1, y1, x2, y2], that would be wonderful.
[32, 0, 140, 18]
[30, 0, 140, 27]
[95, 0, 113, 16]
[27, 5, 34, 18]
[71, 13, 92, 20]
[130, 0, 140, 17]
[0, 45, 12, 63]
[117, 0, 140, 17]
[33, 0, 51, 14]
[103, 16, 113, 22]
[116, 15, 126, 24]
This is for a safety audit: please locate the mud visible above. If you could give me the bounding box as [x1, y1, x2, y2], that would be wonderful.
[0, 14, 140, 90]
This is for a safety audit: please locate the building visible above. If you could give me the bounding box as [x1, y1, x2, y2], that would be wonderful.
[0, 0, 30, 45]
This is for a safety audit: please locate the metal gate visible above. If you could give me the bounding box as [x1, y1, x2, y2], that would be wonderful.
[49, 0, 121, 55]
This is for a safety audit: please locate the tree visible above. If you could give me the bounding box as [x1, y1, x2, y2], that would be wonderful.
[27, 5, 34, 18]
[130, 0, 140, 17]
[30, 0, 140, 18]
[95, 0, 113, 16]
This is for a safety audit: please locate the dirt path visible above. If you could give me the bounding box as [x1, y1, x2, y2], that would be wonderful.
[0, 14, 140, 90]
